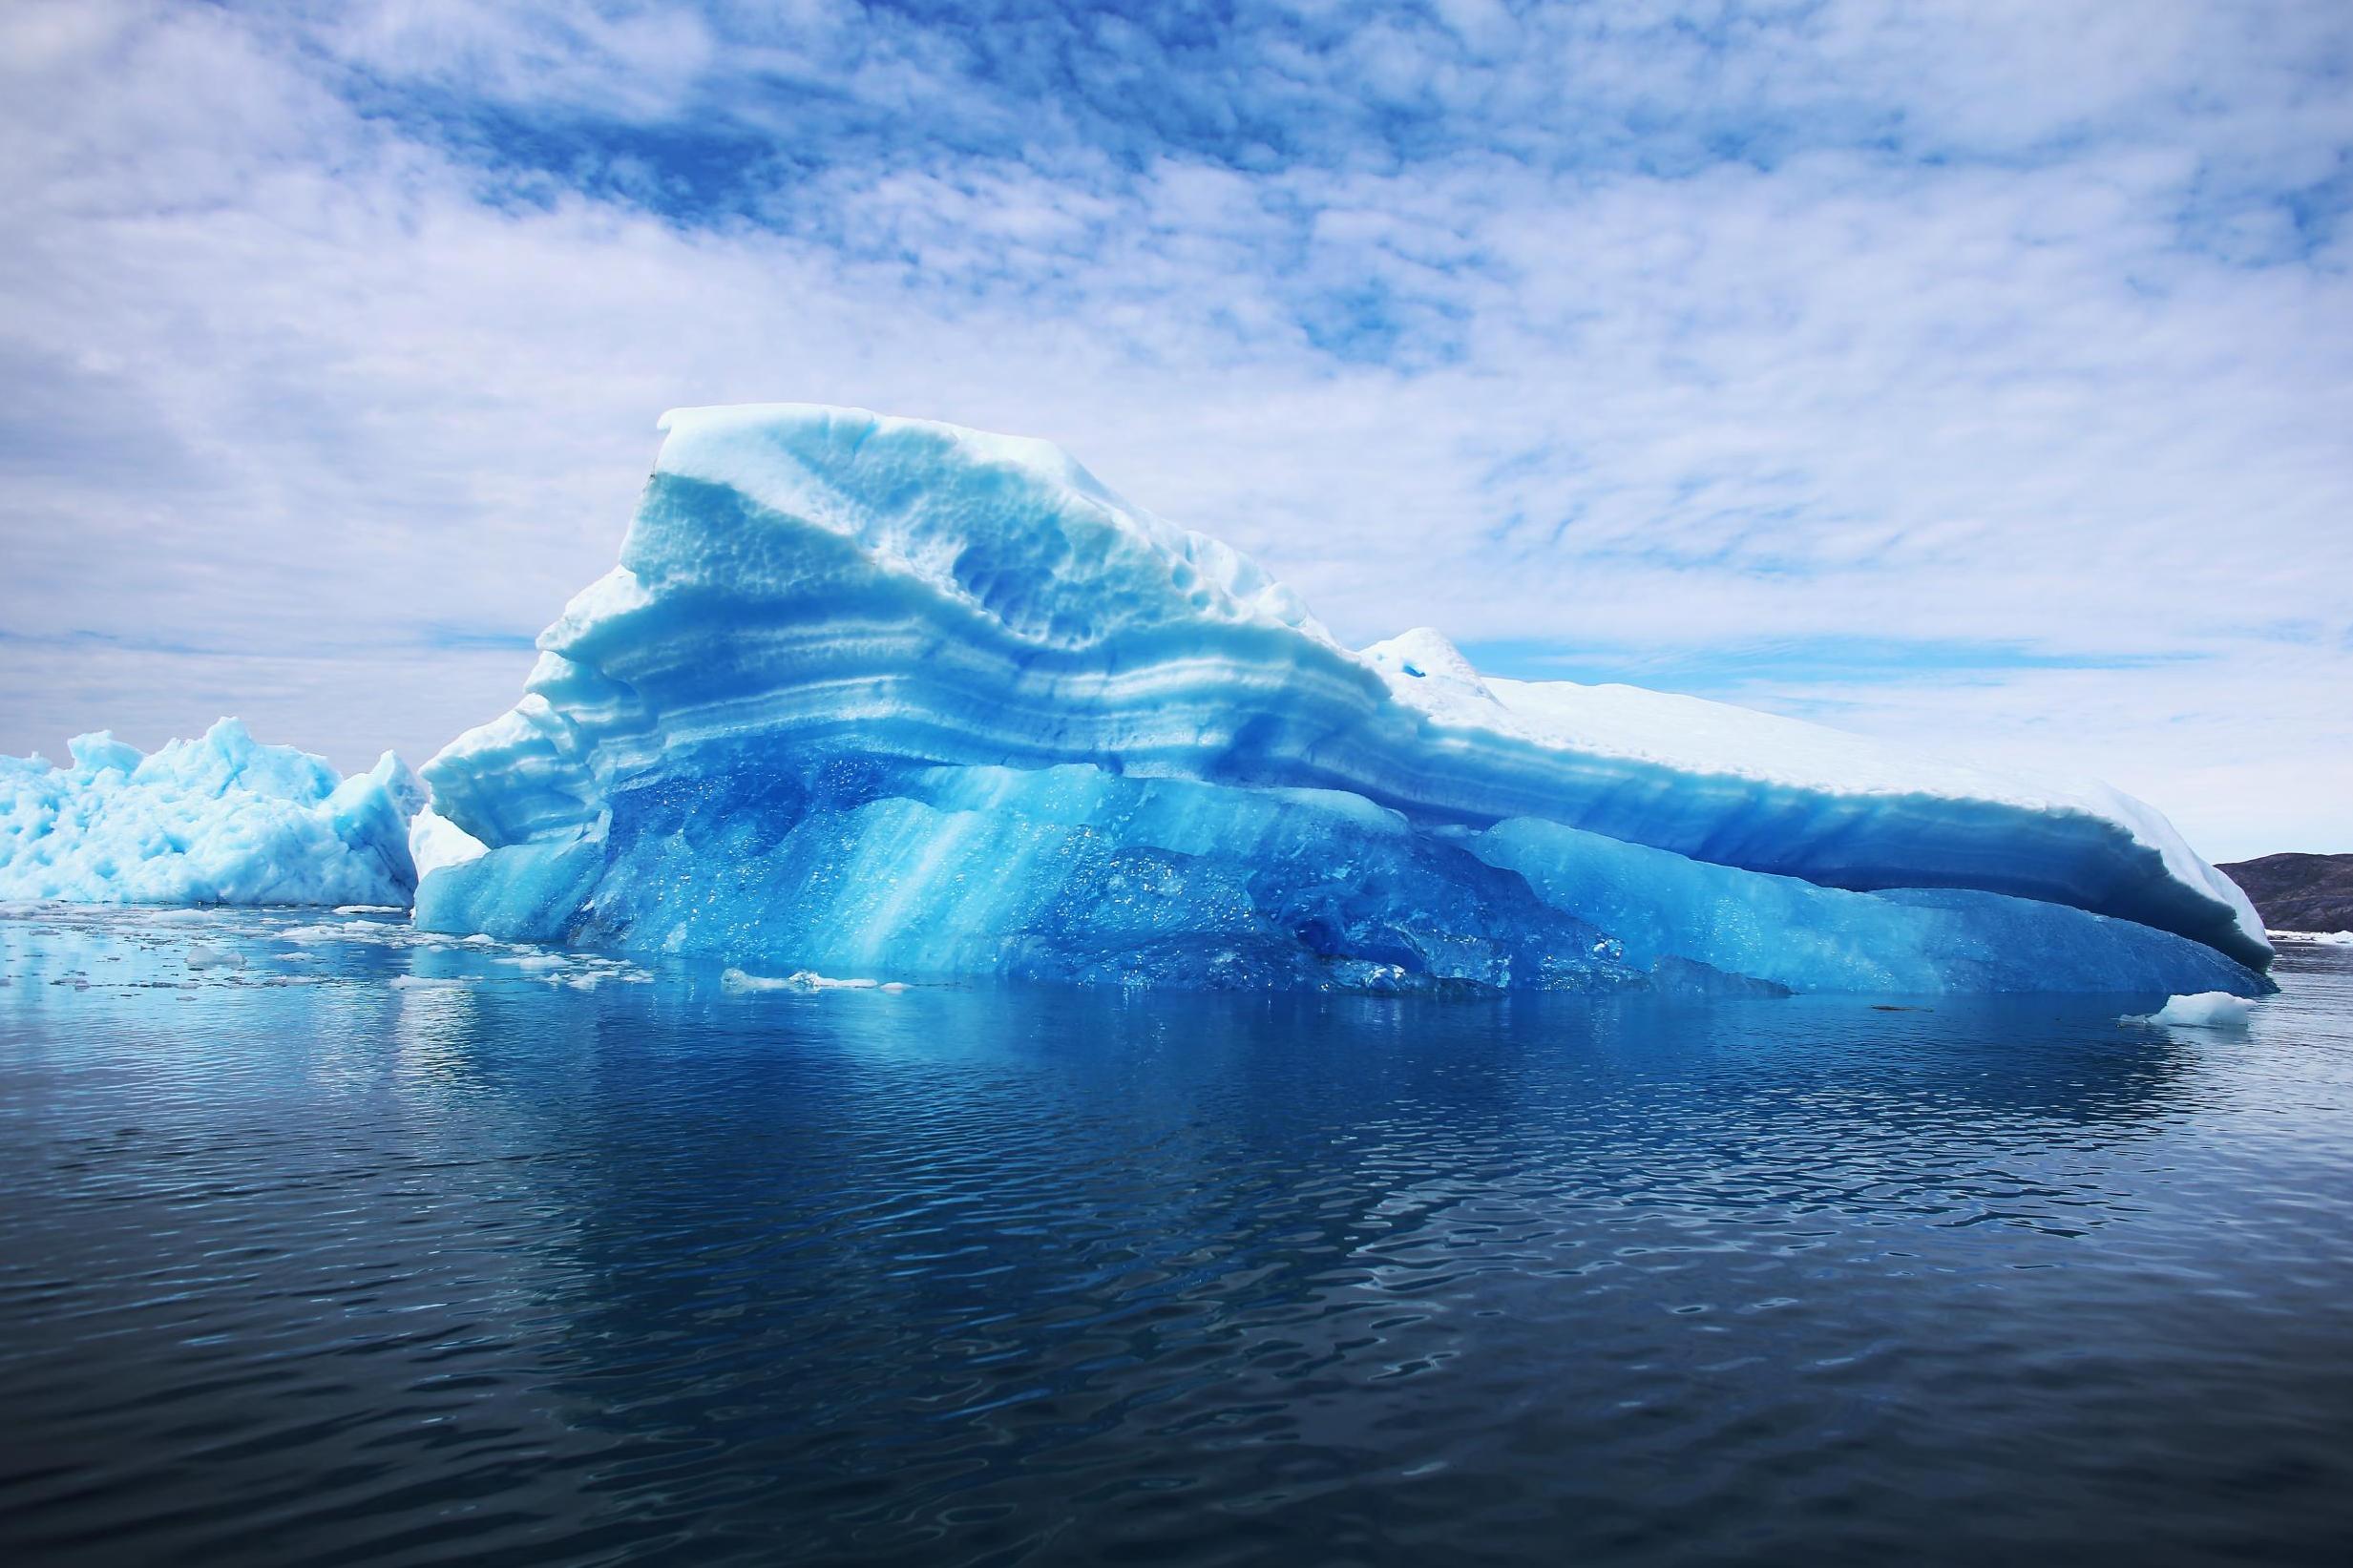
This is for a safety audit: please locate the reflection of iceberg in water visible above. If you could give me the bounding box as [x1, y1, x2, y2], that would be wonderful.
[9, 906, 2343, 1562]
[499, 977, 2237, 1550]
[413, 404, 2268, 995]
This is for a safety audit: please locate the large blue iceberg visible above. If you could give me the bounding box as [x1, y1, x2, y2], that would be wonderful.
[0, 719, 424, 907]
[410, 404, 2270, 996]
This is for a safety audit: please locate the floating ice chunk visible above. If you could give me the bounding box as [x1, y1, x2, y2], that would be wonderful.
[280, 919, 461, 952]
[723, 968, 886, 993]
[2268, 929, 2353, 946]
[278, 924, 358, 943]
[185, 942, 243, 970]
[410, 404, 2271, 993]
[1, 720, 424, 908]
[2126, 992, 2256, 1030]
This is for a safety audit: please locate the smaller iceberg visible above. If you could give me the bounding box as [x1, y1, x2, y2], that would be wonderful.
[0, 719, 425, 907]
[2125, 992, 2256, 1031]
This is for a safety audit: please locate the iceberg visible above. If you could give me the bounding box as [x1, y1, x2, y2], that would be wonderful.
[411, 404, 2269, 997]
[0, 719, 424, 907]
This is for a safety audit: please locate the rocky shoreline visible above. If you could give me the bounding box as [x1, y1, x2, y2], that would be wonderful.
[2220, 853, 2353, 934]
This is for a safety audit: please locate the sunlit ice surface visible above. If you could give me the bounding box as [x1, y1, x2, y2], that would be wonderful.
[2, 906, 2349, 1565]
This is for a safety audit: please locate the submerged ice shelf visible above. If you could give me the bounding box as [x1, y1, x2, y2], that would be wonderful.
[410, 403, 2270, 997]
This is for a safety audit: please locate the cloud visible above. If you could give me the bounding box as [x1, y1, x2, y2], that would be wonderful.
[0, 0, 2347, 861]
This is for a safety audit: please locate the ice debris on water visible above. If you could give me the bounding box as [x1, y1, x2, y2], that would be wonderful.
[2125, 992, 2257, 1030]
[723, 968, 905, 993]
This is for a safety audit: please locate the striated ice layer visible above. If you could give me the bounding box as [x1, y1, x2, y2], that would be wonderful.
[416, 403, 2271, 993]
[415, 756, 2264, 995]
[0, 720, 425, 907]
[423, 760, 1687, 993]
[1468, 818, 2260, 995]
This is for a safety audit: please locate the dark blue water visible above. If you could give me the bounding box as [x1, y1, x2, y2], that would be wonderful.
[3, 908, 2351, 1566]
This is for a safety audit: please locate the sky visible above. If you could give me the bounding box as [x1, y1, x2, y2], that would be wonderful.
[1, 0, 2348, 863]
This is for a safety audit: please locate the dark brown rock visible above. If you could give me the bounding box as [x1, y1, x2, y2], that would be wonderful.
[2217, 853, 2353, 932]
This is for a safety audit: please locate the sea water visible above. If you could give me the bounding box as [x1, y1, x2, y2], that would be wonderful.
[2, 906, 2348, 1565]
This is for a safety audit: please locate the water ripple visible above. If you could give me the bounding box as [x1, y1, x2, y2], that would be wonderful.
[1, 909, 2350, 1564]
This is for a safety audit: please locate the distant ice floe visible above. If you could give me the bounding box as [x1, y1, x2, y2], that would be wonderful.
[2268, 930, 2353, 946]
[723, 968, 908, 993]
[2124, 992, 2257, 1030]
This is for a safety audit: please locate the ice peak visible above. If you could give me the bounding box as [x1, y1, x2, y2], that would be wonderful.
[68, 730, 143, 774]
[644, 403, 1326, 649]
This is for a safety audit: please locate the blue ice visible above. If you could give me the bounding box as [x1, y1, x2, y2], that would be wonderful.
[0, 720, 423, 908]
[407, 405, 2272, 996]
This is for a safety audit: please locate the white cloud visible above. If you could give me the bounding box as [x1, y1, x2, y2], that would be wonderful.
[0, 0, 2346, 862]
